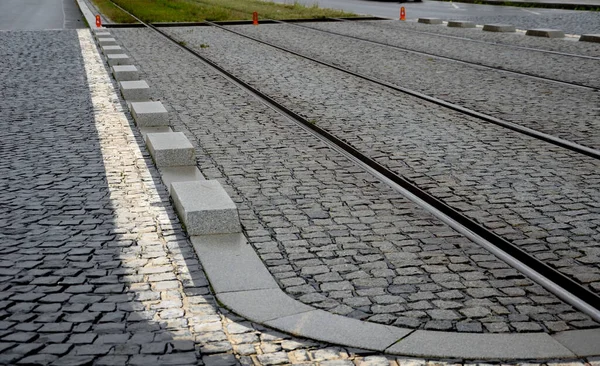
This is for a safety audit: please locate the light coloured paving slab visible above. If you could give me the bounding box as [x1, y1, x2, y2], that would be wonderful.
[130, 101, 168, 127]
[386, 330, 576, 359]
[172, 181, 241, 235]
[417, 18, 443, 25]
[97, 37, 117, 46]
[94, 31, 111, 39]
[447, 21, 476, 28]
[552, 329, 600, 357]
[119, 80, 150, 101]
[139, 126, 172, 139]
[580, 34, 600, 43]
[160, 166, 205, 194]
[526, 29, 565, 38]
[112, 65, 139, 81]
[146, 132, 196, 167]
[218, 289, 314, 323]
[190, 234, 278, 293]
[266, 310, 411, 352]
[483, 23, 516, 32]
[106, 53, 131, 66]
[101, 45, 123, 55]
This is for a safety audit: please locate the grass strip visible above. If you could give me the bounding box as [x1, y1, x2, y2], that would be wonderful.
[94, 0, 355, 23]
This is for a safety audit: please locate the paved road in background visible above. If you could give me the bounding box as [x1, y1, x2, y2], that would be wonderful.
[0, 0, 84, 30]
[276, 0, 600, 34]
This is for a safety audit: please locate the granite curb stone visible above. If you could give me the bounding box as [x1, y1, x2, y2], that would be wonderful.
[579, 34, 600, 43]
[483, 24, 516, 32]
[417, 18, 443, 25]
[106, 53, 132, 66]
[97, 37, 118, 46]
[526, 28, 565, 38]
[447, 21, 476, 28]
[145, 132, 196, 167]
[119, 80, 151, 101]
[101, 45, 123, 55]
[111, 65, 139, 81]
[130, 101, 169, 127]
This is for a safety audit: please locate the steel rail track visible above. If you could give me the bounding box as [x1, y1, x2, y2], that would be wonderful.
[105, 2, 600, 321]
[197, 21, 600, 160]
[273, 19, 598, 91]
[332, 18, 600, 62]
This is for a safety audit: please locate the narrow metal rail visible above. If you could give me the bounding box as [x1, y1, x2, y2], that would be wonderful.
[105, 2, 600, 320]
[333, 18, 600, 62]
[203, 21, 600, 160]
[275, 19, 598, 91]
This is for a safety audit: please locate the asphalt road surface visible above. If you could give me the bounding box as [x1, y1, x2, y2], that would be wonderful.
[0, 0, 84, 30]
[277, 0, 600, 34]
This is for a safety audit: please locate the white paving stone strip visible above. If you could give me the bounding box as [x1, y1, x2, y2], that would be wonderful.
[109, 27, 600, 336]
[0, 28, 461, 366]
[218, 22, 600, 151]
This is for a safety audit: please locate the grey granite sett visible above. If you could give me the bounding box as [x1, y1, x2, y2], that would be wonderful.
[526, 29, 565, 38]
[386, 330, 575, 359]
[130, 101, 168, 127]
[171, 180, 241, 235]
[190, 234, 278, 293]
[101, 45, 123, 55]
[552, 329, 600, 357]
[119, 80, 150, 101]
[111, 65, 139, 81]
[106, 53, 132, 66]
[218, 288, 314, 322]
[482, 24, 516, 32]
[580, 34, 600, 43]
[417, 18, 443, 25]
[96, 37, 117, 46]
[160, 166, 205, 193]
[447, 21, 476, 28]
[265, 310, 411, 351]
[145, 132, 196, 167]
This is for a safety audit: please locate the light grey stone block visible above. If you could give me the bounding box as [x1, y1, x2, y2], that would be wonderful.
[119, 80, 150, 101]
[483, 23, 516, 32]
[580, 34, 600, 43]
[130, 101, 168, 127]
[97, 37, 117, 46]
[552, 329, 600, 357]
[106, 53, 131, 66]
[160, 166, 205, 193]
[218, 289, 314, 322]
[190, 234, 277, 293]
[418, 18, 443, 25]
[101, 45, 123, 55]
[386, 330, 575, 359]
[145, 132, 195, 167]
[112, 65, 139, 81]
[447, 20, 476, 28]
[94, 31, 111, 39]
[265, 310, 411, 352]
[172, 181, 241, 235]
[526, 29, 565, 38]
[139, 126, 172, 139]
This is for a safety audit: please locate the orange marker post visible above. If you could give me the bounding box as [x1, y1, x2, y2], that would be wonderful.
[95, 15, 101, 28]
[252, 12, 258, 26]
[400, 7, 406, 21]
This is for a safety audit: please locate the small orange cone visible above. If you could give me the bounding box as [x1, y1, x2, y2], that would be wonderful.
[253, 12, 258, 26]
[95, 15, 102, 27]
[400, 7, 406, 21]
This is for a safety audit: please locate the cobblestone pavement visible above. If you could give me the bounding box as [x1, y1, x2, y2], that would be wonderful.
[160, 26, 600, 298]
[107, 27, 600, 335]
[0, 29, 440, 366]
[299, 21, 600, 87]
[222, 22, 600, 151]
[363, 20, 600, 57]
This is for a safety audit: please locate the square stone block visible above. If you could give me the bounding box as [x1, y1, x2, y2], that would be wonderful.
[112, 65, 139, 81]
[145, 132, 196, 167]
[94, 31, 111, 39]
[526, 29, 565, 38]
[130, 101, 168, 127]
[171, 181, 241, 235]
[139, 126, 172, 139]
[160, 166, 205, 194]
[447, 21, 476, 28]
[101, 45, 123, 55]
[119, 80, 150, 101]
[580, 34, 600, 43]
[97, 37, 117, 46]
[418, 18, 443, 25]
[106, 54, 131, 66]
[483, 24, 516, 32]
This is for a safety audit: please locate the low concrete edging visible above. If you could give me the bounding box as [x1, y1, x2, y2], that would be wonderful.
[85, 24, 600, 362]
